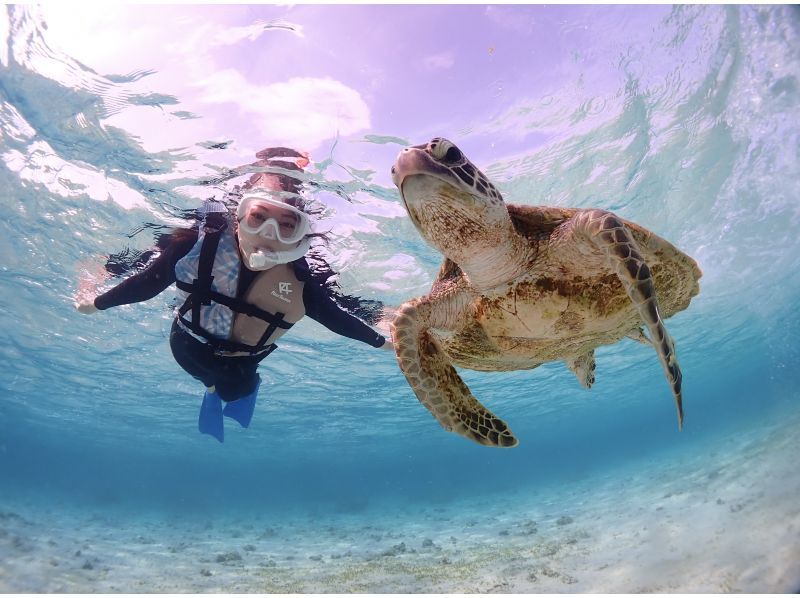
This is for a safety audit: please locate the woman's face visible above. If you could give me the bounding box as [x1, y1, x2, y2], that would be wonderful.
[236, 223, 301, 274]
[235, 191, 311, 271]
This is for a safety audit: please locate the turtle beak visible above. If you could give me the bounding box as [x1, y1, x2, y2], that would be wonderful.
[395, 180, 417, 227]
[391, 147, 412, 188]
[393, 175, 422, 230]
[391, 151, 412, 208]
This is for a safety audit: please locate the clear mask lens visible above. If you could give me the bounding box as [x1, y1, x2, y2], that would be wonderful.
[237, 195, 310, 244]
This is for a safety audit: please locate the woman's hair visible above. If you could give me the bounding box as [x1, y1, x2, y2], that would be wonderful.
[245, 146, 308, 195]
[104, 146, 384, 325]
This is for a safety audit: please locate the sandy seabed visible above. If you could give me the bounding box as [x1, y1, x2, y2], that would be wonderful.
[2, 414, 799, 593]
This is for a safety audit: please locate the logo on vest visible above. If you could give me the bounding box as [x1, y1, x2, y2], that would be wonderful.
[271, 281, 293, 304]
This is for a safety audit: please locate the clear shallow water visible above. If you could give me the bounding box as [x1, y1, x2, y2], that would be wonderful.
[1, 4, 799, 592]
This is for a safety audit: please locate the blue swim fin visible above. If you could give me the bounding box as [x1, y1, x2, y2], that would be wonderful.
[222, 377, 260, 428]
[198, 389, 224, 443]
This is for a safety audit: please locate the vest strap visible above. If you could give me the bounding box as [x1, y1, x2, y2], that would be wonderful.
[176, 317, 278, 357]
[257, 312, 285, 348]
[193, 227, 222, 325]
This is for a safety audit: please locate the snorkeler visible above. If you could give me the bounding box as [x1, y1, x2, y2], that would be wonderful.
[76, 147, 393, 443]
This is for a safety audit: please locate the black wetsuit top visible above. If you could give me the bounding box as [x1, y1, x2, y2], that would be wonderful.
[94, 229, 386, 348]
[94, 229, 386, 401]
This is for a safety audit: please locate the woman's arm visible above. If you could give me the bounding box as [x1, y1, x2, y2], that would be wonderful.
[83, 229, 197, 312]
[303, 282, 390, 348]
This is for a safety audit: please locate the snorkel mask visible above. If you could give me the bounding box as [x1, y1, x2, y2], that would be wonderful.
[236, 192, 312, 271]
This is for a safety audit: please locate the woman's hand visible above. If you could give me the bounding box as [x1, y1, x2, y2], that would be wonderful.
[75, 262, 109, 315]
[75, 300, 98, 315]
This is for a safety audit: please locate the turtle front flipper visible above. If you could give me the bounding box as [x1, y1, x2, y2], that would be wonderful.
[573, 209, 684, 429]
[391, 302, 518, 448]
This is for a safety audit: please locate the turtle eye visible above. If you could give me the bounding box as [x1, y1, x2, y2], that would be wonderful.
[430, 138, 462, 163]
[444, 146, 463, 163]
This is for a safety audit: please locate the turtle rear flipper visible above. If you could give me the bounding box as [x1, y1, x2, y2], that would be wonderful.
[391, 303, 518, 448]
[626, 327, 651, 345]
[573, 209, 684, 429]
[566, 350, 596, 389]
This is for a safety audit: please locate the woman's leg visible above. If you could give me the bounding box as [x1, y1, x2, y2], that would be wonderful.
[169, 320, 217, 388]
[212, 358, 261, 402]
[169, 320, 261, 402]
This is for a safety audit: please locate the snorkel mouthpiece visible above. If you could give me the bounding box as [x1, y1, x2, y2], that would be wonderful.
[243, 237, 312, 271]
[248, 249, 277, 270]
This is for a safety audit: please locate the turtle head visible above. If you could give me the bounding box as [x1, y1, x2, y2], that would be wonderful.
[391, 138, 513, 263]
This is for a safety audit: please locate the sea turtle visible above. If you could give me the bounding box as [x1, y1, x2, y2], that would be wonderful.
[389, 137, 702, 448]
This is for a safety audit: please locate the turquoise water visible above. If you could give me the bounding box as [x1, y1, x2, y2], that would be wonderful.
[1, 4, 799, 592]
